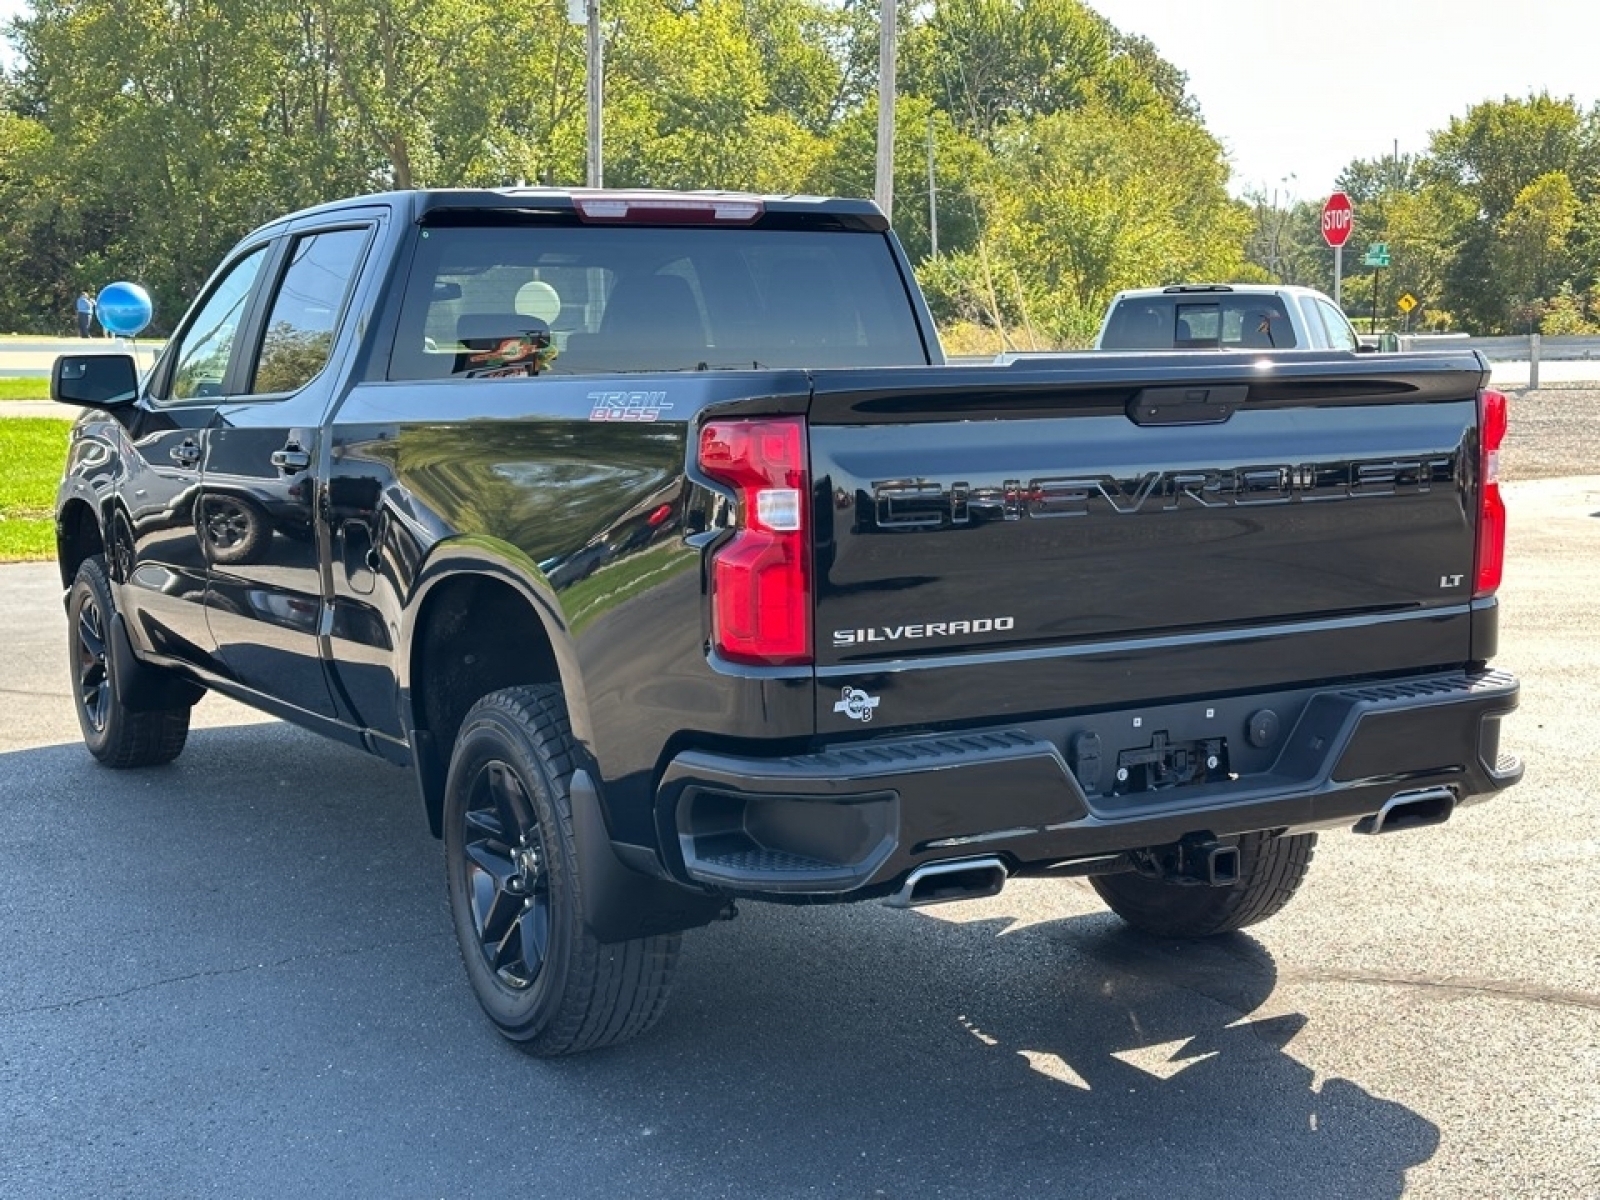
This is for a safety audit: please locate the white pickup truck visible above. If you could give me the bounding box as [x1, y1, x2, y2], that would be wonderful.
[1095, 283, 1368, 352]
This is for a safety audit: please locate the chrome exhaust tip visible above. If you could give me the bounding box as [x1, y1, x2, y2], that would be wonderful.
[1354, 786, 1456, 835]
[885, 856, 1008, 909]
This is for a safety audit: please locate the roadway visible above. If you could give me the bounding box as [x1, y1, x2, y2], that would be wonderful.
[0, 478, 1596, 1197]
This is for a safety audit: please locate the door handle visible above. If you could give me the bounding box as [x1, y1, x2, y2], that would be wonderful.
[271, 445, 311, 473]
[170, 439, 201, 467]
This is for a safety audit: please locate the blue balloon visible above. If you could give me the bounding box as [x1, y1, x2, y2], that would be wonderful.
[96, 282, 154, 337]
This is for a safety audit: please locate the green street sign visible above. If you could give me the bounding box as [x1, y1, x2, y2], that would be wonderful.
[1363, 242, 1390, 268]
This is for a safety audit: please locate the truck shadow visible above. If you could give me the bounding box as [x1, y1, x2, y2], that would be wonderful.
[0, 724, 1438, 1198]
[617, 905, 1439, 1198]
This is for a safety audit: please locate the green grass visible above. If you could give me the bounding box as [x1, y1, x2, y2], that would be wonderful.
[0, 418, 70, 561]
[0, 377, 50, 401]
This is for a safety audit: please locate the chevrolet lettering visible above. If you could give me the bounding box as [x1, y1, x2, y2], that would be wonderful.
[872, 458, 1452, 528]
[51, 186, 1520, 1059]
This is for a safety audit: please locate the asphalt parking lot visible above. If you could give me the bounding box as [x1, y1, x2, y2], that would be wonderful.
[2, 482, 1598, 1197]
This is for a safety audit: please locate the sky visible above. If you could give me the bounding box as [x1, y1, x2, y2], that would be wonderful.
[1087, 0, 1600, 204]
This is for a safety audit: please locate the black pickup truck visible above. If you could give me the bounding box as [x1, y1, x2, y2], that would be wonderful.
[53, 188, 1522, 1055]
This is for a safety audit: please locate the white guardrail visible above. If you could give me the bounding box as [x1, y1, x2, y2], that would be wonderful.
[1392, 333, 1600, 388]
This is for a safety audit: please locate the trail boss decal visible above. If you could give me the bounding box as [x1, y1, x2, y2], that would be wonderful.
[833, 616, 1015, 648]
[588, 391, 673, 422]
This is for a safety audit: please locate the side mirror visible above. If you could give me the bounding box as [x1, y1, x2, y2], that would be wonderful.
[52, 353, 138, 408]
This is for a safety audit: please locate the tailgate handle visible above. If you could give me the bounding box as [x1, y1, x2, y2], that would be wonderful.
[1128, 385, 1246, 426]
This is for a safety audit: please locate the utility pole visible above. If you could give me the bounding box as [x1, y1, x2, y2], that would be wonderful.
[874, 0, 896, 219]
[926, 114, 937, 257]
[586, 0, 603, 188]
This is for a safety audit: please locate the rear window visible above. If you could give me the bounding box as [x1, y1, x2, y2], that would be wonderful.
[1100, 296, 1298, 350]
[389, 222, 929, 379]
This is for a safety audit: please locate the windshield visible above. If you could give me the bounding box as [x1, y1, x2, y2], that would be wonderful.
[390, 221, 929, 378]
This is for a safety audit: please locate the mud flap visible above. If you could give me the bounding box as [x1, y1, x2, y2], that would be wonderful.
[109, 611, 205, 712]
[569, 769, 727, 943]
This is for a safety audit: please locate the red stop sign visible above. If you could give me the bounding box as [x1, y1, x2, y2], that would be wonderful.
[1322, 192, 1354, 248]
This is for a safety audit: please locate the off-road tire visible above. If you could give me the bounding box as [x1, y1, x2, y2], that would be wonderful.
[67, 555, 190, 767]
[1090, 831, 1317, 938]
[442, 685, 681, 1056]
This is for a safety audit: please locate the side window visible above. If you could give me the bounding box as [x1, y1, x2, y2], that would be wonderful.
[1297, 297, 1329, 348]
[168, 246, 269, 402]
[1317, 298, 1360, 351]
[250, 227, 371, 395]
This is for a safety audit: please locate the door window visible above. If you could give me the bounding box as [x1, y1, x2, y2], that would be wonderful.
[168, 246, 270, 402]
[250, 227, 371, 395]
[1297, 297, 1329, 348]
[1316, 298, 1360, 351]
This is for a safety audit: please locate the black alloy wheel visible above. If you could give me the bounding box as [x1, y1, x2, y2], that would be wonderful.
[74, 586, 112, 735]
[441, 686, 683, 1055]
[460, 760, 553, 989]
[66, 555, 191, 767]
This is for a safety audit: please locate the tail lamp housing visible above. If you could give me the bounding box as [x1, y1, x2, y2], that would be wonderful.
[1474, 388, 1507, 598]
[698, 417, 811, 665]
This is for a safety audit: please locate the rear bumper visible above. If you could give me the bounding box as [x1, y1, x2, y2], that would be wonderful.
[657, 669, 1522, 898]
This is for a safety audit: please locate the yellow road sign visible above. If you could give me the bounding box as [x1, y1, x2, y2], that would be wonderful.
[1397, 293, 1418, 313]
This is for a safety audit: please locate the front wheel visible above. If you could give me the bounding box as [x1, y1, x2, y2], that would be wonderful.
[442, 685, 681, 1056]
[67, 555, 190, 767]
[1090, 831, 1317, 938]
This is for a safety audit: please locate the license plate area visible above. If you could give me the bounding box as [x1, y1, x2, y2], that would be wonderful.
[1112, 731, 1230, 795]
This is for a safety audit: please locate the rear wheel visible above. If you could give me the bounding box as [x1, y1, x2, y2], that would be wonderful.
[1090, 831, 1316, 938]
[442, 685, 681, 1056]
[67, 555, 190, 768]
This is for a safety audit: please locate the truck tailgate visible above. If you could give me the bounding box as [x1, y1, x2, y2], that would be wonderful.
[806, 353, 1492, 733]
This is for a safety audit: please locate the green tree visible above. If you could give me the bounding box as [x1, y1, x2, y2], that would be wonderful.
[923, 101, 1248, 347]
[1498, 171, 1579, 313]
[1539, 284, 1600, 335]
[1335, 151, 1421, 208]
[1420, 94, 1595, 331]
[1428, 93, 1585, 223]
[1243, 194, 1331, 291]
[8, 0, 321, 324]
[315, 0, 587, 188]
[601, 0, 824, 190]
[901, 0, 1190, 145]
[807, 93, 988, 265]
[0, 0, 1251, 344]
[1379, 185, 1475, 330]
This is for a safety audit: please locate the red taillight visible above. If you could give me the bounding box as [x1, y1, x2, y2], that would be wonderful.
[1475, 388, 1508, 598]
[698, 417, 811, 665]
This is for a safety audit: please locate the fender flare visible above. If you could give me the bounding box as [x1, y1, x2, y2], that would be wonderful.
[399, 536, 598, 837]
[398, 535, 596, 743]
